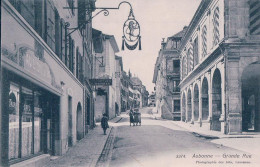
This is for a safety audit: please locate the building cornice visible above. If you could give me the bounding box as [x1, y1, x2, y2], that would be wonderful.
[2, 0, 84, 89]
[179, 0, 213, 51]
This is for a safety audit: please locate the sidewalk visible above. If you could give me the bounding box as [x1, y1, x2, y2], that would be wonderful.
[150, 107, 260, 157]
[45, 116, 122, 167]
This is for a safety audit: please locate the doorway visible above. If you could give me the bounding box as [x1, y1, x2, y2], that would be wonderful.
[242, 62, 260, 132]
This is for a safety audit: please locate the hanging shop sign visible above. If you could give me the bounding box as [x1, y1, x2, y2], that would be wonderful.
[64, 1, 141, 51]
[89, 79, 112, 86]
[122, 8, 141, 50]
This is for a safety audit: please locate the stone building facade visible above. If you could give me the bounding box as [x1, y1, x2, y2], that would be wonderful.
[121, 71, 130, 112]
[1, 0, 96, 166]
[115, 55, 123, 115]
[179, 0, 260, 134]
[153, 28, 186, 120]
[93, 30, 119, 121]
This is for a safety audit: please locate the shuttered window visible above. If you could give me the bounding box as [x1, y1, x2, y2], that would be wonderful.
[78, 0, 86, 29]
[213, 7, 220, 46]
[68, 36, 75, 73]
[249, 0, 260, 35]
[55, 9, 61, 58]
[46, 0, 56, 51]
[76, 48, 83, 82]
[201, 25, 207, 58]
[35, 0, 44, 37]
[61, 21, 67, 64]
[9, 0, 35, 28]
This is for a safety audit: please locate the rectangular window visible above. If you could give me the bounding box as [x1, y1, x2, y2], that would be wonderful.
[35, 0, 44, 38]
[55, 9, 61, 58]
[9, 0, 35, 29]
[193, 37, 199, 66]
[173, 60, 180, 73]
[21, 87, 33, 158]
[46, 0, 56, 51]
[174, 100, 180, 112]
[9, 83, 20, 160]
[78, 0, 86, 29]
[20, 0, 35, 29]
[68, 38, 75, 73]
[33, 91, 42, 154]
[61, 20, 66, 64]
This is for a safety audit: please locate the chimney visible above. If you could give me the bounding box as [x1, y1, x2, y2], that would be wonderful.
[161, 38, 166, 49]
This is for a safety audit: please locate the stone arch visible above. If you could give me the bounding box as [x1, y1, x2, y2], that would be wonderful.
[241, 61, 260, 132]
[202, 77, 209, 120]
[76, 102, 83, 140]
[211, 68, 222, 131]
[181, 92, 186, 122]
[193, 84, 199, 121]
[187, 89, 192, 122]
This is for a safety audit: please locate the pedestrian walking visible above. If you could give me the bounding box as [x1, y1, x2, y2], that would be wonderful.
[101, 113, 109, 135]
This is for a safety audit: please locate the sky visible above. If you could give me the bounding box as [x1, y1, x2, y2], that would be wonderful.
[93, 0, 202, 93]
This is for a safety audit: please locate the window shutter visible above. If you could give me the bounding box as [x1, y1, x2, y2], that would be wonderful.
[78, 0, 86, 29]
[72, 39, 75, 73]
[76, 48, 79, 78]
[61, 20, 66, 64]
[55, 9, 61, 58]
[46, 0, 55, 51]
[67, 36, 71, 68]
[35, 0, 44, 37]
[20, 0, 35, 28]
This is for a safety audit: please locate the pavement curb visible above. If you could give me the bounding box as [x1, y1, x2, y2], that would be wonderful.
[89, 126, 113, 167]
[95, 127, 117, 167]
[170, 121, 260, 139]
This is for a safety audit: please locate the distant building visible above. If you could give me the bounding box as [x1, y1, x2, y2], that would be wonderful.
[121, 71, 130, 112]
[115, 55, 123, 115]
[148, 92, 156, 107]
[153, 28, 186, 120]
[93, 29, 119, 121]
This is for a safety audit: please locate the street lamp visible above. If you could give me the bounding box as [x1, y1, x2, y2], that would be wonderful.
[64, 1, 141, 51]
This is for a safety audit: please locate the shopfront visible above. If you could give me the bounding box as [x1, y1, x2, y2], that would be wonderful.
[1, 2, 84, 165]
[5, 70, 60, 164]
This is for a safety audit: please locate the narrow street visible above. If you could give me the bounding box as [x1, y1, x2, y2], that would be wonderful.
[107, 107, 252, 167]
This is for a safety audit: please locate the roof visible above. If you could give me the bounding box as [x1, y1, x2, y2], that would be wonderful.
[103, 34, 119, 53]
[131, 77, 142, 86]
[179, 0, 213, 51]
[168, 27, 188, 39]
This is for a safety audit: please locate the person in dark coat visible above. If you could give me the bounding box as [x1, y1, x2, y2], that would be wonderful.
[129, 107, 134, 126]
[101, 113, 109, 135]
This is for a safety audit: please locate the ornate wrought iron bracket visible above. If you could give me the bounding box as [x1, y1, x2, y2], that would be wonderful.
[64, 1, 133, 37]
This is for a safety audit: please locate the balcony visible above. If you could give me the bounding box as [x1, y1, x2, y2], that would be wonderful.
[166, 69, 180, 78]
